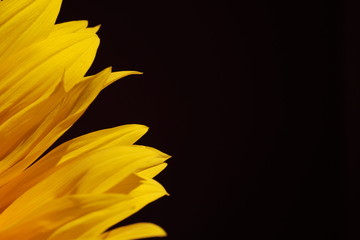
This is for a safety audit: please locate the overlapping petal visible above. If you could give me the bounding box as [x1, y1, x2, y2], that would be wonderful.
[0, 0, 62, 59]
[0, 0, 169, 239]
[0, 177, 167, 240]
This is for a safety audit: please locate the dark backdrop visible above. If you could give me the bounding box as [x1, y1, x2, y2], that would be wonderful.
[54, 0, 354, 239]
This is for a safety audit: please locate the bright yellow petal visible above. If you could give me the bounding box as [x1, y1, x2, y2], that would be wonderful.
[0, 193, 129, 240]
[0, 67, 109, 187]
[50, 20, 89, 37]
[75, 146, 169, 194]
[0, 179, 167, 239]
[0, 1, 169, 239]
[104, 71, 143, 87]
[0, 31, 99, 130]
[0, 0, 62, 59]
[0, 81, 66, 174]
[54, 124, 150, 165]
[0, 124, 149, 212]
[102, 223, 167, 240]
[0, 68, 143, 190]
[137, 163, 168, 179]
[47, 178, 167, 240]
[0, 145, 168, 229]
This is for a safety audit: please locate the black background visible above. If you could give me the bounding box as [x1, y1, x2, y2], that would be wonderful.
[54, 0, 355, 239]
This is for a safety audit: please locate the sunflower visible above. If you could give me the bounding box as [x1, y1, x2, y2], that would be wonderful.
[0, 0, 170, 239]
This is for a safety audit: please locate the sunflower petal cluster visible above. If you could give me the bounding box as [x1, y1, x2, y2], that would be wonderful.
[0, 0, 169, 239]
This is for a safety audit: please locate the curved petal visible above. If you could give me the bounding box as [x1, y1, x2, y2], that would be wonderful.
[0, 1, 169, 239]
[0, 31, 99, 116]
[137, 163, 168, 179]
[0, 124, 150, 212]
[104, 71, 143, 88]
[102, 223, 167, 240]
[47, 178, 167, 240]
[0, 145, 169, 229]
[50, 20, 90, 37]
[0, 68, 109, 186]
[0, 178, 167, 240]
[0, 193, 129, 240]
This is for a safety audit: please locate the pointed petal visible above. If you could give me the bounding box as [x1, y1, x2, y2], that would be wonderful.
[102, 223, 167, 240]
[50, 20, 89, 37]
[0, 125, 148, 212]
[0, 179, 167, 239]
[0, 31, 99, 125]
[0, 145, 168, 228]
[47, 178, 167, 240]
[49, 21, 100, 39]
[104, 71, 143, 87]
[137, 163, 168, 179]
[0, 68, 110, 187]
[52, 124, 149, 165]
[75, 146, 169, 194]
[0, 81, 66, 174]
[0, 194, 128, 239]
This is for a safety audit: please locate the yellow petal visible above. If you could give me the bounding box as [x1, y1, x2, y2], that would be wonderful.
[137, 163, 168, 179]
[0, 31, 100, 124]
[0, 67, 143, 188]
[50, 20, 89, 37]
[0, 0, 62, 59]
[0, 124, 149, 212]
[0, 68, 110, 187]
[102, 223, 167, 240]
[104, 71, 143, 87]
[54, 124, 149, 165]
[0, 193, 129, 240]
[48, 178, 167, 240]
[0, 81, 66, 173]
[106, 174, 144, 195]
[75, 146, 169, 194]
[49, 21, 101, 39]
[0, 1, 169, 239]
[0, 145, 168, 228]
